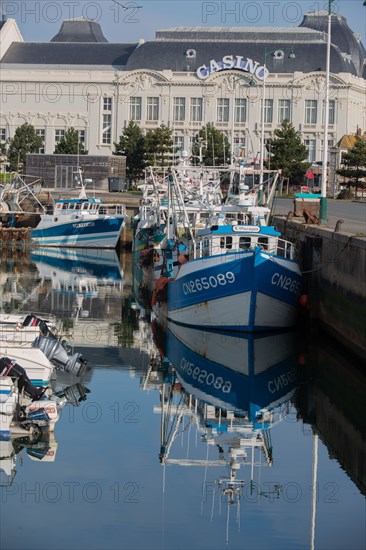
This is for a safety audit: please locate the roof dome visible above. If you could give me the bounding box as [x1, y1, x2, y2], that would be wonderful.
[51, 19, 108, 43]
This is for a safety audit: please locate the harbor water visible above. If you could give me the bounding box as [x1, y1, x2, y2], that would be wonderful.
[0, 246, 365, 550]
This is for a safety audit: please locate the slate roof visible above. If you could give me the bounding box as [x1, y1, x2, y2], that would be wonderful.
[51, 19, 108, 42]
[299, 12, 366, 77]
[0, 13, 364, 77]
[1, 42, 138, 67]
[125, 40, 358, 76]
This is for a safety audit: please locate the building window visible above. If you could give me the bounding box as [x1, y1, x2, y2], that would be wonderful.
[322, 100, 335, 125]
[278, 99, 291, 123]
[217, 98, 229, 123]
[189, 135, 197, 153]
[233, 135, 246, 159]
[305, 100, 318, 124]
[174, 135, 185, 155]
[235, 99, 247, 123]
[55, 129, 65, 144]
[190, 98, 203, 122]
[263, 99, 273, 123]
[173, 98, 186, 122]
[147, 97, 159, 121]
[321, 138, 334, 151]
[304, 139, 317, 162]
[102, 114, 111, 144]
[36, 129, 45, 154]
[0, 128, 7, 142]
[78, 130, 85, 144]
[103, 97, 112, 111]
[130, 97, 142, 121]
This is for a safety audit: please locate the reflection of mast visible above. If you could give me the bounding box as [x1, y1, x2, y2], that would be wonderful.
[311, 433, 319, 550]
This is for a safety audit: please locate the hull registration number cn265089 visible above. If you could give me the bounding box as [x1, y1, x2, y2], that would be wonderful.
[182, 271, 236, 296]
[271, 273, 301, 295]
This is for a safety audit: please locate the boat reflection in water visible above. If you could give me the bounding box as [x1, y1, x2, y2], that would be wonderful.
[29, 247, 123, 323]
[0, 378, 90, 487]
[151, 321, 301, 540]
[30, 248, 123, 302]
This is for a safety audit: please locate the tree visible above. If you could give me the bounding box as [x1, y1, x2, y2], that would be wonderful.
[336, 138, 366, 198]
[145, 124, 174, 167]
[266, 120, 311, 184]
[192, 123, 230, 167]
[7, 123, 43, 171]
[114, 121, 145, 182]
[54, 128, 88, 154]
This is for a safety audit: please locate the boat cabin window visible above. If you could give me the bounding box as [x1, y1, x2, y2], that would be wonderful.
[258, 237, 269, 250]
[82, 203, 89, 210]
[220, 236, 233, 250]
[239, 237, 251, 249]
[75, 204, 81, 210]
[62, 203, 68, 210]
[68, 204, 75, 210]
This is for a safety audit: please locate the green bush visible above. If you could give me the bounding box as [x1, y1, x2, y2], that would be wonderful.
[337, 189, 353, 200]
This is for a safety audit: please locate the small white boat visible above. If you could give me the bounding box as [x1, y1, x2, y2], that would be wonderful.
[0, 377, 18, 439]
[0, 348, 54, 387]
[30, 169, 127, 248]
[0, 314, 88, 378]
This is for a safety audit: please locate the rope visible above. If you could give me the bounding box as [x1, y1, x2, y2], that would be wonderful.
[300, 236, 352, 274]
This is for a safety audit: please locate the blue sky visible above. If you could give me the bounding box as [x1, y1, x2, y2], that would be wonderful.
[2, 1, 366, 44]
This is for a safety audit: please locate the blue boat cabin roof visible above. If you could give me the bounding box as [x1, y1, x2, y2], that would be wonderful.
[198, 225, 281, 237]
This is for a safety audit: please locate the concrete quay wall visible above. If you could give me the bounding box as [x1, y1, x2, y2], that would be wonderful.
[274, 217, 366, 359]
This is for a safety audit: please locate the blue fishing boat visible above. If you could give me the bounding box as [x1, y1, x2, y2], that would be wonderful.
[30, 170, 127, 248]
[152, 205, 303, 332]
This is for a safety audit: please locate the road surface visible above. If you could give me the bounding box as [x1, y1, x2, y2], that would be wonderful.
[272, 198, 366, 236]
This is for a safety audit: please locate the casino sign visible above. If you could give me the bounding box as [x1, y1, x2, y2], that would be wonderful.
[196, 55, 269, 81]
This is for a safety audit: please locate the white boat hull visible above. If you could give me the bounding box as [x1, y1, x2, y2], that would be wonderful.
[0, 377, 18, 438]
[30, 216, 126, 249]
[0, 346, 53, 386]
[154, 249, 302, 332]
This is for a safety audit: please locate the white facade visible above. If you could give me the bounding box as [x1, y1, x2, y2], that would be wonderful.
[0, 17, 365, 172]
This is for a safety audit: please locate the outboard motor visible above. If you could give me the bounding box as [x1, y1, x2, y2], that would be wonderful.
[32, 336, 88, 377]
[56, 383, 90, 406]
[0, 357, 45, 401]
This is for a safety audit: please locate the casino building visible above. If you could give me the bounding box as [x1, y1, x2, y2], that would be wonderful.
[0, 11, 365, 189]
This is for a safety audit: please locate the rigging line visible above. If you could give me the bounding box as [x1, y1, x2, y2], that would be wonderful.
[265, 236, 352, 274]
[299, 236, 352, 274]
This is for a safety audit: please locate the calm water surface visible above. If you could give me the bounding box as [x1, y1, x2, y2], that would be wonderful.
[0, 246, 365, 550]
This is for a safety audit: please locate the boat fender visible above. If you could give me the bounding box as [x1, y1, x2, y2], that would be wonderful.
[299, 294, 308, 309]
[151, 277, 172, 306]
[178, 254, 188, 264]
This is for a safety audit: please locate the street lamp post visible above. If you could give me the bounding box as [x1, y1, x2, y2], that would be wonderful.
[230, 76, 256, 169]
[320, 0, 335, 224]
[259, 48, 295, 205]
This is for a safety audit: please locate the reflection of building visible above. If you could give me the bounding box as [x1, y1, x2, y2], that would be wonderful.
[295, 335, 366, 497]
[1, 11, 365, 193]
